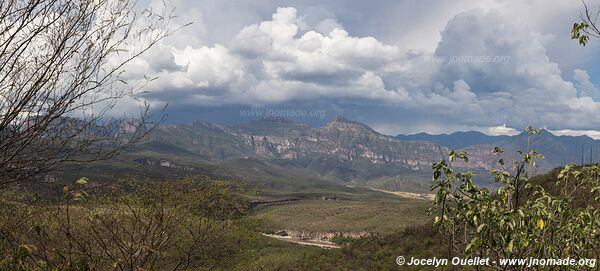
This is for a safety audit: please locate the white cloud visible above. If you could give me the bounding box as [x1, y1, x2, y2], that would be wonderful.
[486, 124, 520, 136]
[227, 7, 408, 104]
[574, 69, 600, 100]
[551, 129, 600, 140]
[122, 4, 600, 138]
[178, 45, 246, 88]
[429, 9, 600, 130]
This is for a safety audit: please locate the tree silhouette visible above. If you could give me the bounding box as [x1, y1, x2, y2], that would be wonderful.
[0, 0, 183, 186]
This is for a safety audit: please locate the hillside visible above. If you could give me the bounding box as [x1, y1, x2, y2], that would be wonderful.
[127, 117, 456, 191]
[109, 117, 600, 194]
[398, 129, 600, 171]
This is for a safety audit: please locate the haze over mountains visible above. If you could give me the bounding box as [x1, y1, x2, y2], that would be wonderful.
[396, 132, 512, 149]
[397, 129, 599, 169]
[116, 116, 600, 192]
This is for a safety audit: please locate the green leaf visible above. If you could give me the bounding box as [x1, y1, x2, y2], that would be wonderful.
[457, 151, 469, 163]
[75, 177, 89, 185]
[433, 170, 441, 181]
[525, 126, 541, 135]
[477, 224, 486, 233]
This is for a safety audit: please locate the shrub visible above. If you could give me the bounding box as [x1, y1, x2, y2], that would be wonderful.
[430, 129, 599, 270]
[0, 177, 248, 270]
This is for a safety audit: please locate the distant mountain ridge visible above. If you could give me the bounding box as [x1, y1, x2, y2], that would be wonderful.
[147, 116, 451, 169]
[396, 131, 511, 149]
[397, 129, 600, 170]
[125, 117, 600, 191]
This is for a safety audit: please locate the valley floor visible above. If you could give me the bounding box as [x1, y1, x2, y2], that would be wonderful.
[251, 192, 432, 247]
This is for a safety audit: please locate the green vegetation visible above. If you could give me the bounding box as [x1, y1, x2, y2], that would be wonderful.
[330, 235, 355, 245]
[232, 223, 446, 271]
[3, 0, 600, 269]
[0, 177, 252, 270]
[4, 136, 599, 270]
[571, 2, 600, 46]
[0, 176, 440, 270]
[365, 175, 432, 193]
[252, 198, 430, 234]
[431, 131, 599, 270]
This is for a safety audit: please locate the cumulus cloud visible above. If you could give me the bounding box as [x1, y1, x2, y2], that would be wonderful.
[124, 4, 600, 136]
[136, 7, 411, 107]
[574, 69, 600, 100]
[486, 125, 520, 136]
[427, 9, 600, 130]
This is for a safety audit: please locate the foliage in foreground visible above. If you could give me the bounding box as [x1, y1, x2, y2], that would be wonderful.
[431, 130, 599, 270]
[0, 174, 442, 271]
[0, 177, 249, 271]
[231, 223, 443, 271]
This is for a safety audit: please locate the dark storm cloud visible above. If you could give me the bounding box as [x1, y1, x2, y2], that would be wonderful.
[125, 0, 600, 137]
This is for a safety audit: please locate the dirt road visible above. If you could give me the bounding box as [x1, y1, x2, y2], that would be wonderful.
[261, 233, 341, 249]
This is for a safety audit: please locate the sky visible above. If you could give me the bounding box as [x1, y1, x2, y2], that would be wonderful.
[121, 0, 600, 137]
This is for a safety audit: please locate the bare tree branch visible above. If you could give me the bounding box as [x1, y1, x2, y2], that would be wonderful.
[0, 0, 181, 186]
[572, 0, 600, 45]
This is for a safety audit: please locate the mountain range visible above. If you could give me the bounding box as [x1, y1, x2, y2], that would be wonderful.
[396, 131, 511, 149]
[397, 129, 599, 170]
[132, 116, 448, 190]
[109, 116, 600, 192]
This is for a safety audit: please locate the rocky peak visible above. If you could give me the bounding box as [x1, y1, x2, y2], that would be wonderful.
[324, 116, 380, 135]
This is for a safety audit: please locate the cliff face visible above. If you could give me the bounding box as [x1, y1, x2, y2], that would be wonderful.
[234, 117, 455, 171]
[124, 116, 600, 191]
[142, 117, 596, 185]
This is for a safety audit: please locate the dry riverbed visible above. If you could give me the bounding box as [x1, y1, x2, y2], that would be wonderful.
[367, 187, 436, 200]
[260, 233, 341, 249]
